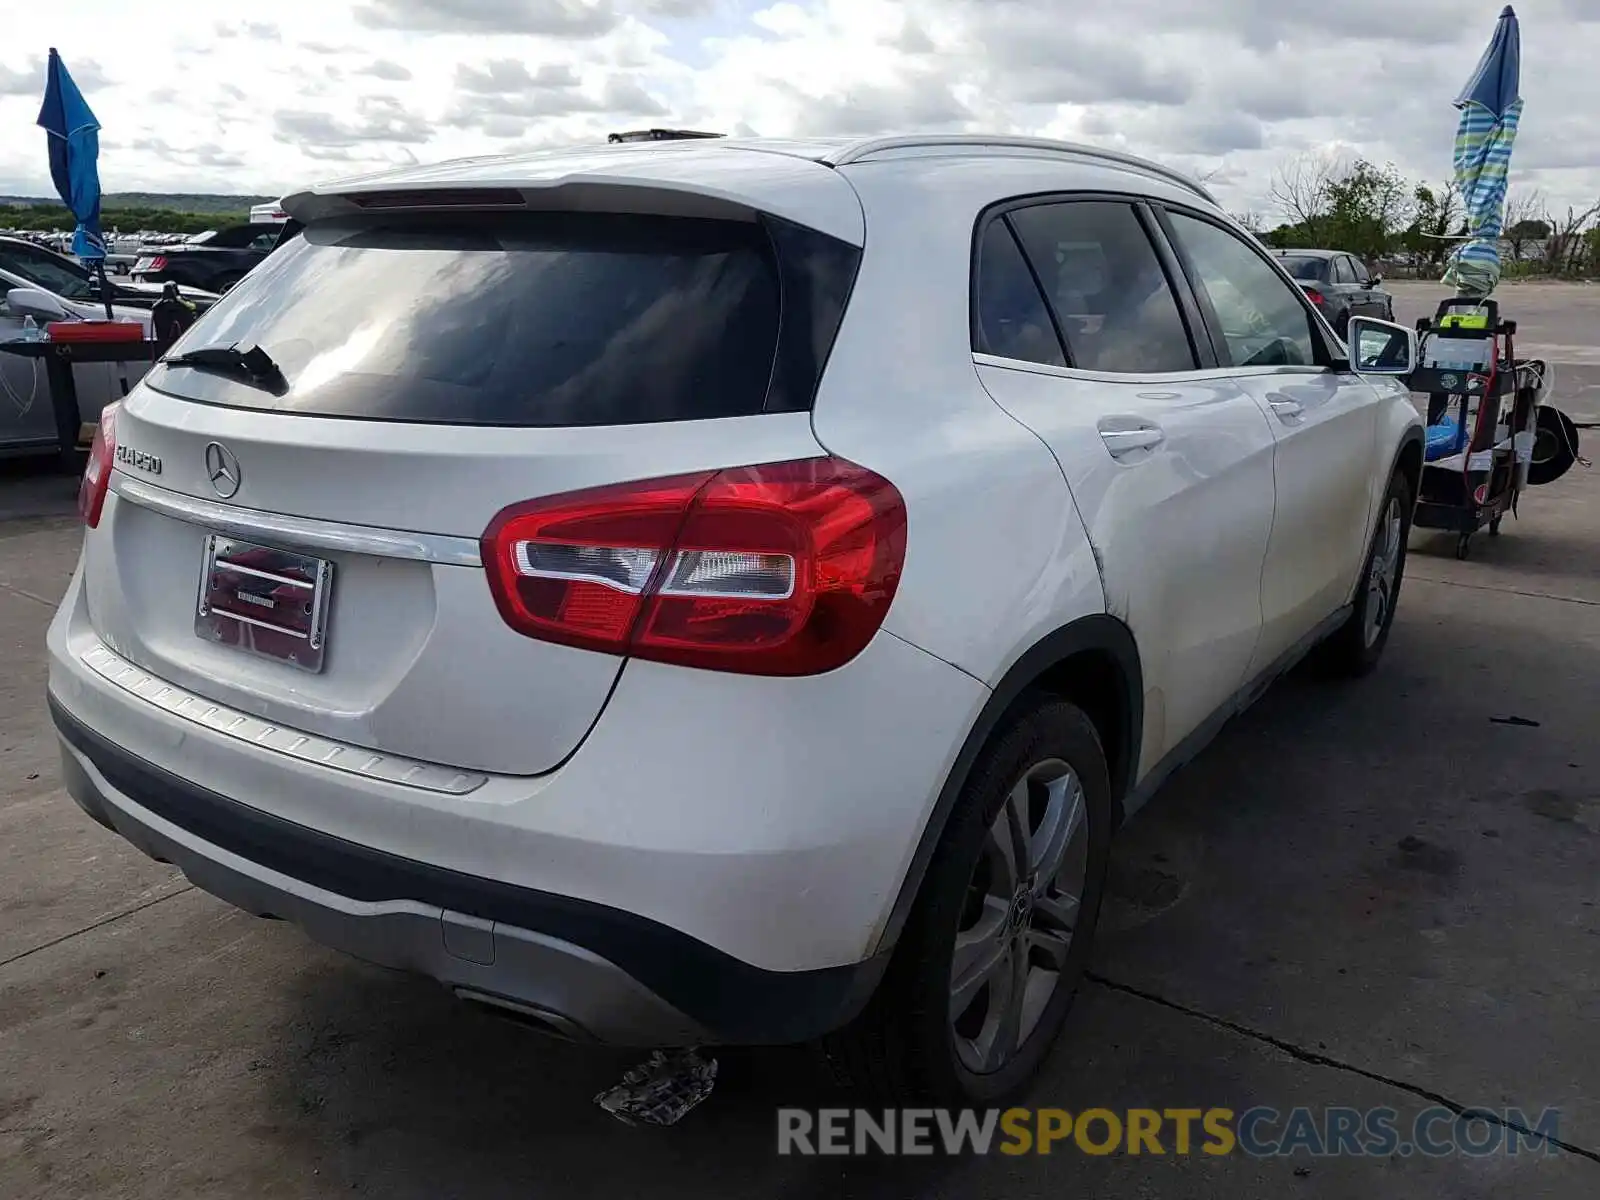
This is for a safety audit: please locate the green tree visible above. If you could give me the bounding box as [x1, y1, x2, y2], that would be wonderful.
[1267, 153, 1412, 262]
[1322, 160, 1410, 263]
[1401, 182, 1463, 272]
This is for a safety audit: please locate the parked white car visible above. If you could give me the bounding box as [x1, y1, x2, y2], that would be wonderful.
[46, 134, 1423, 1104]
[0, 273, 154, 456]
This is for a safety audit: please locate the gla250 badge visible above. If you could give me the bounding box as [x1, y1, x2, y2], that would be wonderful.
[114, 444, 162, 475]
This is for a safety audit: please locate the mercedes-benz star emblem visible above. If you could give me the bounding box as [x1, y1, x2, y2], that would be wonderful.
[204, 442, 242, 499]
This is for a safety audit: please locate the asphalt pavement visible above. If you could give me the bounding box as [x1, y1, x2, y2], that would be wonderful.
[1, 315, 1597, 1197]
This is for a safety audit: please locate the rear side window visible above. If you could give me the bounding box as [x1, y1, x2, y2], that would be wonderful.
[153, 211, 856, 427]
[201, 225, 262, 248]
[973, 219, 1066, 367]
[1006, 202, 1198, 373]
[1330, 257, 1355, 284]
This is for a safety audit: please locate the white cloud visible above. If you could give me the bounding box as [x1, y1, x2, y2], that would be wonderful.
[0, 0, 1595, 221]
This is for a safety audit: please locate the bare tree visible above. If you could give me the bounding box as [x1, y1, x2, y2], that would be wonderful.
[1539, 199, 1600, 275]
[1231, 210, 1267, 235]
[1501, 188, 1547, 262]
[1269, 151, 1341, 241]
[1437, 180, 1463, 237]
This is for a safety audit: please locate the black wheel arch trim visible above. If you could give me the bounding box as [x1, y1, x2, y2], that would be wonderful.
[1391, 424, 1426, 488]
[48, 693, 887, 1045]
[875, 614, 1143, 955]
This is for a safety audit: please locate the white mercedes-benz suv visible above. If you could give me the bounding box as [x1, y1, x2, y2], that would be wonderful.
[47, 134, 1424, 1104]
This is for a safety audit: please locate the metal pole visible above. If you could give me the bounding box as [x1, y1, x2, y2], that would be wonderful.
[95, 260, 131, 397]
[95, 259, 114, 320]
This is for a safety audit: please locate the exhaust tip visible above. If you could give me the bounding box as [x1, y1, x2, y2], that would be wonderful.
[453, 987, 590, 1043]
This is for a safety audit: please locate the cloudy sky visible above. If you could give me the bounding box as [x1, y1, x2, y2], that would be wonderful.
[3, 0, 1599, 220]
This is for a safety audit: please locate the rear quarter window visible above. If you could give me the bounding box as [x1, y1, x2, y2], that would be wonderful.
[151, 210, 857, 428]
[1277, 256, 1327, 282]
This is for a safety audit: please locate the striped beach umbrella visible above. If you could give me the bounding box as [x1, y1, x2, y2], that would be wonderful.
[1442, 6, 1522, 298]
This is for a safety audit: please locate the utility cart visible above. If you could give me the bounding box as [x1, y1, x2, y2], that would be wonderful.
[1408, 297, 1545, 560]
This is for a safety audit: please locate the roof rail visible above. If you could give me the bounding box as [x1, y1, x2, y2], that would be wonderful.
[608, 128, 725, 144]
[823, 135, 1216, 204]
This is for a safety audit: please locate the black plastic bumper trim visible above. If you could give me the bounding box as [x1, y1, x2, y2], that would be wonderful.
[49, 692, 884, 1044]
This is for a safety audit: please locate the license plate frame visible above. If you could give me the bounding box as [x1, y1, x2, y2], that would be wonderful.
[195, 535, 334, 673]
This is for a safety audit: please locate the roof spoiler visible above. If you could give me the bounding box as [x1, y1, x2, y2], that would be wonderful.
[607, 128, 725, 143]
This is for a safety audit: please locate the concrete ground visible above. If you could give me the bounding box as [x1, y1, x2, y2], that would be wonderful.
[3, 351, 1598, 1195]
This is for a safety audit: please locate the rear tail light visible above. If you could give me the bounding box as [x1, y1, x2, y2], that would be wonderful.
[144, 256, 168, 272]
[78, 402, 119, 528]
[1304, 289, 1326, 306]
[481, 457, 907, 676]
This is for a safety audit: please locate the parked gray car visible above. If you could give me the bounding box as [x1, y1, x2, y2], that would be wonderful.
[1272, 248, 1395, 336]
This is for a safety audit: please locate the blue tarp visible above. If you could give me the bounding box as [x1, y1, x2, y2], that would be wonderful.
[36, 48, 106, 262]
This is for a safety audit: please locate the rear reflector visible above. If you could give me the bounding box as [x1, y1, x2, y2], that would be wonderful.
[481, 458, 907, 676]
[78, 402, 119, 528]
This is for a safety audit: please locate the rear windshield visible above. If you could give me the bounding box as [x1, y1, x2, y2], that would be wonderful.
[1276, 255, 1327, 281]
[151, 211, 792, 427]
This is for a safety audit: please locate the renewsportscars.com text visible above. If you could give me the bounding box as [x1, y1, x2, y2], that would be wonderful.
[776, 1106, 1563, 1158]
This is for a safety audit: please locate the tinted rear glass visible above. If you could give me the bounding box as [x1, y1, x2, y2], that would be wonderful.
[1276, 255, 1327, 281]
[152, 212, 784, 427]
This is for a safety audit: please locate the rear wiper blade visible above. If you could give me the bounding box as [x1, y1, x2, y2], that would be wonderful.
[160, 343, 287, 394]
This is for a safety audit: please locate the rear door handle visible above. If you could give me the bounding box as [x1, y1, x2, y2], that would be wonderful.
[1270, 399, 1305, 420]
[1099, 427, 1165, 456]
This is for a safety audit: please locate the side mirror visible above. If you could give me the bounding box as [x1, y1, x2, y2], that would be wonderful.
[1347, 316, 1416, 376]
[1370, 274, 1384, 285]
[5, 287, 71, 323]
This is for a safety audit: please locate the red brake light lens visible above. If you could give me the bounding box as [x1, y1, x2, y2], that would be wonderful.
[482, 470, 715, 654]
[78, 402, 119, 528]
[480, 457, 907, 676]
[1305, 289, 1326, 306]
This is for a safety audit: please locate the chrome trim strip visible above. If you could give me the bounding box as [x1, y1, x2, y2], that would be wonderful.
[109, 474, 483, 568]
[213, 559, 315, 590]
[79, 642, 488, 796]
[972, 352, 1336, 387]
[205, 606, 312, 639]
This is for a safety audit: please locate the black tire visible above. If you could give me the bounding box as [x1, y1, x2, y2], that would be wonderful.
[821, 696, 1113, 1105]
[1527, 406, 1580, 487]
[1315, 469, 1413, 678]
[1335, 310, 1351, 338]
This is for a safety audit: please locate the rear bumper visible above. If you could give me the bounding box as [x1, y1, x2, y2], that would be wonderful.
[52, 695, 885, 1045]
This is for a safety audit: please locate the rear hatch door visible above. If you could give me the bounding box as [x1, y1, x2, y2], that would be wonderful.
[88, 188, 861, 776]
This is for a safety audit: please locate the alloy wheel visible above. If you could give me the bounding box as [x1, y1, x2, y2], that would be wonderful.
[1364, 495, 1404, 647]
[949, 758, 1089, 1075]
